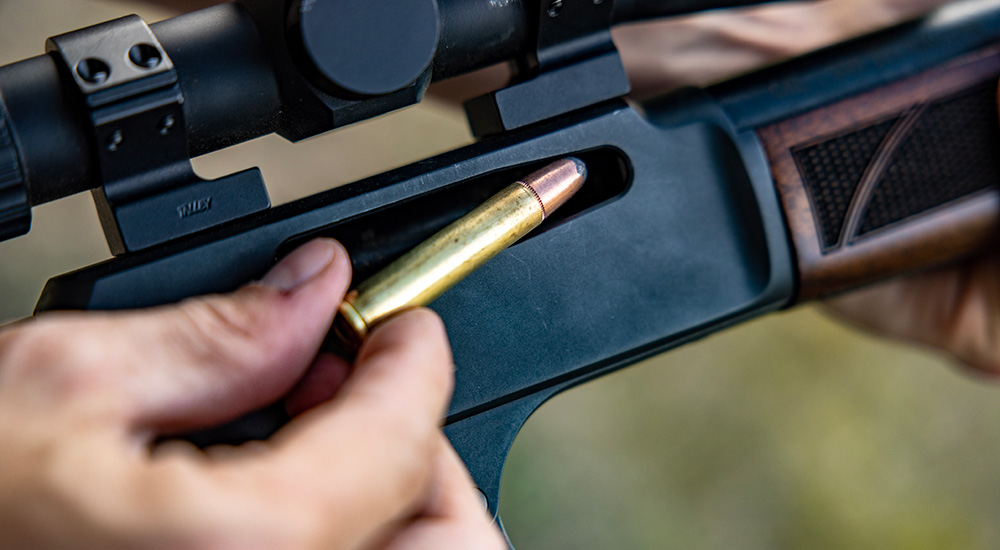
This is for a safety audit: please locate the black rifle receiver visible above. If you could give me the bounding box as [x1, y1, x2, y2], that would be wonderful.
[2, 0, 1000, 545]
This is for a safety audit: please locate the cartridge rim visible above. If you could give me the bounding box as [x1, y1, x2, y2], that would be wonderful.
[334, 298, 369, 354]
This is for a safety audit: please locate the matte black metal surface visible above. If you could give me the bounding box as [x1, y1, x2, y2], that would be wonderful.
[151, 4, 280, 155]
[289, 0, 440, 97]
[37, 99, 794, 516]
[0, 0, 967, 215]
[433, 0, 797, 78]
[432, 0, 529, 79]
[46, 15, 177, 107]
[0, 97, 28, 241]
[465, 52, 630, 137]
[0, 3, 279, 209]
[101, 169, 271, 253]
[0, 55, 97, 205]
[18, 0, 1000, 538]
[463, 0, 629, 137]
[43, 13, 272, 255]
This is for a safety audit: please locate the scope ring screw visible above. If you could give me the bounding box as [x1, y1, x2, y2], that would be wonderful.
[158, 115, 176, 136]
[128, 43, 162, 69]
[76, 58, 111, 84]
[106, 130, 124, 152]
[547, 0, 563, 17]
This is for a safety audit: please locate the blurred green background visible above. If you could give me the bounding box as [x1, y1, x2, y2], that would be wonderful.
[1, 1, 999, 548]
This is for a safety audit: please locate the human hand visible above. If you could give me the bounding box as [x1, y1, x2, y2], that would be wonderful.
[611, 0, 998, 375]
[613, 0, 952, 96]
[824, 84, 999, 377]
[825, 251, 1000, 375]
[0, 239, 504, 549]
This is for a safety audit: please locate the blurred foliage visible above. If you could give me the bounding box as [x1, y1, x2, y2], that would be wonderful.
[2, 2, 999, 549]
[501, 308, 1000, 549]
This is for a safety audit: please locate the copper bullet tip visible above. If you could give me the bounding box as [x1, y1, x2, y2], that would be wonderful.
[520, 157, 587, 219]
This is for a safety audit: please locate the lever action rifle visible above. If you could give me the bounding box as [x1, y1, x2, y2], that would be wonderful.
[1, 0, 999, 543]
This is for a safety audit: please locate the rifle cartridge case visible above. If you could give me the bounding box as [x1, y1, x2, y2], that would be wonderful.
[333, 158, 587, 351]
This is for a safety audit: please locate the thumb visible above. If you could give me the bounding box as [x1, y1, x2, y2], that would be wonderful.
[105, 238, 352, 435]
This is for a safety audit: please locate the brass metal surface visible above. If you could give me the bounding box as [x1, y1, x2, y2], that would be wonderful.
[334, 296, 369, 351]
[351, 182, 542, 328]
[333, 158, 585, 350]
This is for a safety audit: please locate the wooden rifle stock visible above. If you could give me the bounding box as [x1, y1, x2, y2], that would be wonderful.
[757, 46, 1000, 301]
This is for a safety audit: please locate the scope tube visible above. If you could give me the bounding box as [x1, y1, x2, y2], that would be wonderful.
[433, 0, 811, 77]
[0, 55, 95, 206]
[0, 3, 278, 209]
[0, 0, 804, 213]
[151, 4, 281, 156]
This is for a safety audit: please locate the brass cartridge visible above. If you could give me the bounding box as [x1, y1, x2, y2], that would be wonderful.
[333, 157, 587, 352]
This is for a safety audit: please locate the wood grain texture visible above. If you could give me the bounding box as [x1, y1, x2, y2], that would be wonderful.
[759, 47, 1000, 302]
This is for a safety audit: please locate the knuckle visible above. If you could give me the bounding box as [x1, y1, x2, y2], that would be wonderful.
[182, 295, 260, 342]
[0, 316, 108, 391]
[1, 322, 58, 364]
[171, 290, 282, 367]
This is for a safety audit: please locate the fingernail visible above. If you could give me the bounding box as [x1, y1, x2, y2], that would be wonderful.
[261, 239, 337, 291]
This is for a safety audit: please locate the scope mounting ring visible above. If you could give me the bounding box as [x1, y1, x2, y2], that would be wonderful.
[46, 15, 270, 255]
